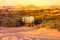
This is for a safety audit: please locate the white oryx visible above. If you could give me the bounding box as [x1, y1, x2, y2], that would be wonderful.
[22, 16, 34, 27]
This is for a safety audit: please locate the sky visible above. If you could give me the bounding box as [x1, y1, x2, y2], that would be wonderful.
[0, 0, 60, 6]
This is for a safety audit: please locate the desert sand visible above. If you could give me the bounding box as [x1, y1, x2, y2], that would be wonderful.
[0, 26, 60, 40]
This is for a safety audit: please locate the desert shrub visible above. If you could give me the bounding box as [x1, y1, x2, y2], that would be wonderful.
[45, 17, 56, 21]
[19, 10, 27, 16]
[54, 21, 60, 31]
[0, 21, 2, 26]
[15, 20, 24, 27]
[0, 14, 5, 16]
[34, 14, 60, 30]
[57, 27, 60, 31]
[42, 18, 60, 30]
[5, 22, 14, 27]
[34, 19, 43, 25]
[0, 7, 60, 29]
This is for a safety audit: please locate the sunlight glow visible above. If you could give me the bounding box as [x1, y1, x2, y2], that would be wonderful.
[0, 0, 60, 6]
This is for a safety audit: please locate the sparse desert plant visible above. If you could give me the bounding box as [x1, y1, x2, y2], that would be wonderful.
[0, 6, 60, 30]
[15, 20, 24, 27]
[34, 19, 43, 25]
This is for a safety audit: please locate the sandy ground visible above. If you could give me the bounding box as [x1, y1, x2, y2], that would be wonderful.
[0, 26, 60, 40]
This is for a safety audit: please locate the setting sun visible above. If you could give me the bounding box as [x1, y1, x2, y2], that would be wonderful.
[0, 0, 60, 6]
